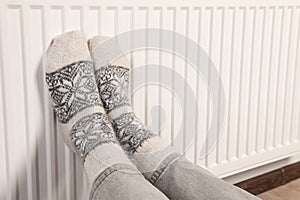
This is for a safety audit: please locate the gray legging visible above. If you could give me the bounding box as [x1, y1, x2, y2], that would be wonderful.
[90, 156, 260, 200]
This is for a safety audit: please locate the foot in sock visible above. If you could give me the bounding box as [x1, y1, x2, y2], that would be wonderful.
[88, 36, 261, 200]
[45, 31, 168, 200]
[88, 36, 181, 183]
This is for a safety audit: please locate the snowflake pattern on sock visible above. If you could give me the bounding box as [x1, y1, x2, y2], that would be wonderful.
[95, 65, 129, 112]
[95, 65, 154, 154]
[46, 61, 102, 123]
[70, 113, 116, 160]
[112, 112, 154, 154]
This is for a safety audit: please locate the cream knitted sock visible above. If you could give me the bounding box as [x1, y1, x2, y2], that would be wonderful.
[45, 31, 137, 187]
[88, 36, 181, 183]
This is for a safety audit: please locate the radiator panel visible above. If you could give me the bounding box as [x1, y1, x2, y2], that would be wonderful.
[0, 1, 299, 199]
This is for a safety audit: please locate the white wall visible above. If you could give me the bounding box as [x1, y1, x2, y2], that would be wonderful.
[0, 0, 300, 199]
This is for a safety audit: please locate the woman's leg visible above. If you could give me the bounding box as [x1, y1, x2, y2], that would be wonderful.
[45, 31, 168, 200]
[154, 156, 260, 200]
[89, 36, 260, 200]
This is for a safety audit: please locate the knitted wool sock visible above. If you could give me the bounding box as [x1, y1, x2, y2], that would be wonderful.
[88, 36, 181, 183]
[45, 31, 169, 200]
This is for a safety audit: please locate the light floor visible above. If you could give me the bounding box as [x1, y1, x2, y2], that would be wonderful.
[258, 178, 300, 200]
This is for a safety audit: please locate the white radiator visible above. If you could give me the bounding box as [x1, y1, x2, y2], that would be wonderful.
[0, 0, 300, 199]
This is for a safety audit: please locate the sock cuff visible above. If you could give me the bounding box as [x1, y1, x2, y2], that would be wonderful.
[130, 136, 179, 177]
[84, 143, 137, 185]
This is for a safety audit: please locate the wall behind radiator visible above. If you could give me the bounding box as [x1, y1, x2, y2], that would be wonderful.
[0, 0, 300, 199]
